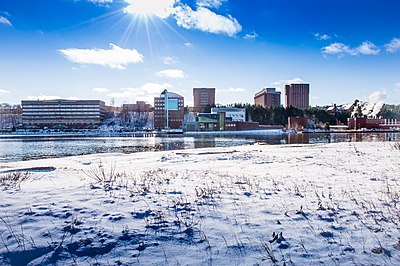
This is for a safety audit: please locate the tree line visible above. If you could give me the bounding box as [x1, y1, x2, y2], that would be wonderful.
[207, 103, 351, 127]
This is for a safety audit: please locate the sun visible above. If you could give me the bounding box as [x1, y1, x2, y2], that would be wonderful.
[124, 0, 177, 19]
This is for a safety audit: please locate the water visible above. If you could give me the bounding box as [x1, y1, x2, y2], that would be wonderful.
[0, 132, 399, 162]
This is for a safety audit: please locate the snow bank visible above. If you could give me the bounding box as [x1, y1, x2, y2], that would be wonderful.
[0, 142, 399, 265]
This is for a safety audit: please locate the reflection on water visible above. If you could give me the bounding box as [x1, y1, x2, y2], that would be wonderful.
[286, 132, 400, 144]
[0, 132, 399, 162]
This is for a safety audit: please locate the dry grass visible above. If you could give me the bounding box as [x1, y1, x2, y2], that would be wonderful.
[84, 161, 126, 191]
[391, 142, 400, 150]
[0, 172, 29, 189]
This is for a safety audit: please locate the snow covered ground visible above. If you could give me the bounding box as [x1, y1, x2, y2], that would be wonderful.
[0, 141, 399, 265]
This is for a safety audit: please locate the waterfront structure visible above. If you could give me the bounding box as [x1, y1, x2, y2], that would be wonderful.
[211, 107, 246, 122]
[21, 99, 106, 129]
[254, 88, 281, 107]
[284, 84, 310, 109]
[154, 90, 184, 129]
[193, 88, 215, 112]
[182, 112, 283, 132]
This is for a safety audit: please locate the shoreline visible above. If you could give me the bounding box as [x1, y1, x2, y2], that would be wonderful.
[1, 128, 400, 139]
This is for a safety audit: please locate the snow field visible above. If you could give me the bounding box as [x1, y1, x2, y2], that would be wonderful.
[0, 141, 399, 265]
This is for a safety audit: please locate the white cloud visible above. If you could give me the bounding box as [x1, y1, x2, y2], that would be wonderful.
[385, 38, 400, 53]
[271, 77, 305, 87]
[25, 95, 80, 101]
[244, 31, 259, 40]
[162, 56, 176, 65]
[107, 83, 172, 103]
[313, 33, 331, 41]
[184, 42, 193, 47]
[396, 82, 400, 87]
[321, 42, 357, 56]
[122, 1, 241, 37]
[92, 87, 109, 93]
[124, 0, 178, 19]
[321, 41, 380, 57]
[220, 87, 246, 93]
[196, 0, 225, 9]
[88, 0, 113, 5]
[59, 43, 144, 70]
[174, 5, 241, 37]
[156, 69, 186, 79]
[357, 41, 380, 55]
[0, 89, 10, 95]
[0, 16, 12, 27]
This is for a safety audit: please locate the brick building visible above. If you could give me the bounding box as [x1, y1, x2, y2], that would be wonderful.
[154, 90, 184, 129]
[193, 88, 215, 112]
[254, 88, 281, 107]
[122, 101, 153, 113]
[284, 84, 310, 109]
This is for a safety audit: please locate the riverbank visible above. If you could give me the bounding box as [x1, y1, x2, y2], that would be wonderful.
[0, 128, 291, 138]
[0, 142, 399, 265]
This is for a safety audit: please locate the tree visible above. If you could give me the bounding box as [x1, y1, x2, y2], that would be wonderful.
[203, 103, 216, 113]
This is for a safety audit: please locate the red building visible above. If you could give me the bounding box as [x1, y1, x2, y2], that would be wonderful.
[254, 88, 281, 107]
[347, 117, 385, 130]
[193, 88, 215, 112]
[284, 84, 310, 109]
[154, 90, 184, 129]
[288, 116, 307, 130]
[122, 101, 153, 113]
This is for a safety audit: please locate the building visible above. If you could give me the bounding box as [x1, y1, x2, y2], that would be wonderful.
[21, 99, 106, 129]
[254, 88, 281, 107]
[122, 101, 153, 113]
[182, 111, 283, 132]
[154, 90, 184, 129]
[347, 117, 400, 130]
[284, 84, 310, 109]
[288, 116, 307, 130]
[193, 88, 215, 112]
[0, 104, 22, 130]
[211, 107, 246, 122]
[120, 101, 154, 129]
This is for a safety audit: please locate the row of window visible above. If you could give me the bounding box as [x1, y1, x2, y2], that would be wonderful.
[24, 121, 100, 124]
[23, 112, 102, 116]
[154, 119, 183, 122]
[23, 105, 103, 108]
[23, 109, 102, 112]
[23, 117, 102, 120]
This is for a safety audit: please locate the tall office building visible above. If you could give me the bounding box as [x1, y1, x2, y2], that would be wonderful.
[254, 88, 281, 107]
[21, 99, 106, 129]
[154, 90, 184, 129]
[284, 84, 310, 109]
[193, 88, 215, 112]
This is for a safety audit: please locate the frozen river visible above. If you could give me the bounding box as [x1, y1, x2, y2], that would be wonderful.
[0, 132, 399, 162]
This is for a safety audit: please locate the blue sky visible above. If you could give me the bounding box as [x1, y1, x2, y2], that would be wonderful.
[0, 0, 400, 106]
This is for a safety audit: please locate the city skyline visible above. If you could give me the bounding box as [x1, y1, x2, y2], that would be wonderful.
[1, 0, 400, 106]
